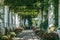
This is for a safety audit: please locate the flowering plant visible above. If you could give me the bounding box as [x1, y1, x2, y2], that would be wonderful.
[7, 34, 10, 39]
[2, 35, 9, 40]
[10, 32, 16, 37]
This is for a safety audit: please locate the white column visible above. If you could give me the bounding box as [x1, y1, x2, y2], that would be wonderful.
[37, 10, 42, 27]
[57, 0, 60, 38]
[20, 16, 23, 26]
[4, 6, 10, 32]
[22, 19, 24, 27]
[42, 10, 46, 22]
[12, 13, 15, 27]
[10, 11, 16, 30]
[12, 12, 15, 28]
[48, 4, 55, 33]
[15, 14, 20, 28]
[0, 5, 5, 35]
[0, 6, 3, 27]
[58, 1, 60, 27]
[18, 16, 20, 27]
[9, 11, 13, 30]
[9, 12, 12, 27]
[48, 4, 55, 27]
[19, 16, 21, 27]
[4, 6, 9, 27]
[25, 19, 28, 27]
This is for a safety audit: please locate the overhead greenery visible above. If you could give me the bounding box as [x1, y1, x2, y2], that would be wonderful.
[4, 0, 39, 10]
[4, 0, 42, 18]
[4, 0, 37, 6]
[18, 9, 38, 17]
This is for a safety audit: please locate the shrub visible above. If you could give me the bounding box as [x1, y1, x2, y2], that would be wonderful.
[2, 35, 9, 40]
[14, 27, 23, 34]
[34, 29, 59, 40]
[10, 32, 16, 37]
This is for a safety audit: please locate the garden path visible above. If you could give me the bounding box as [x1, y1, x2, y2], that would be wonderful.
[16, 30, 40, 40]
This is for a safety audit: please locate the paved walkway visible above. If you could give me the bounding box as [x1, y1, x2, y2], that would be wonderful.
[16, 30, 40, 40]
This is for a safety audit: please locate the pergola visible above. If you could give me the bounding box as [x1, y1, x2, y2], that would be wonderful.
[4, 0, 41, 18]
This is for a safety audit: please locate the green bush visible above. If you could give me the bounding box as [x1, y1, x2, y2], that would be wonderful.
[0, 33, 2, 40]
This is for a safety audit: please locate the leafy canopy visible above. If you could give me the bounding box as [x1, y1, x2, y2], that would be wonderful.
[4, 0, 43, 18]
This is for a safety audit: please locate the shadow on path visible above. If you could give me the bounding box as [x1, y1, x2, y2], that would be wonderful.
[16, 30, 40, 40]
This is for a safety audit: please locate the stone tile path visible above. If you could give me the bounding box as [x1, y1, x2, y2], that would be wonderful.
[16, 30, 40, 40]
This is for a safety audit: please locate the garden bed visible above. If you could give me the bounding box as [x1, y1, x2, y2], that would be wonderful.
[33, 29, 59, 40]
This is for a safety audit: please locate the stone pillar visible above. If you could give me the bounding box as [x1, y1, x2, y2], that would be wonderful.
[57, 0, 60, 38]
[42, 10, 46, 22]
[48, 4, 55, 33]
[15, 14, 20, 28]
[37, 10, 42, 27]
[18, 16, 21, 27]
[20, 16, 23, 26]
[0, 5, 3, 28]
[58, 0, 60, 28]
[9, 11, 13, 30]
[9, 11, 16, 30]
[48, 4, 55, 27]
[12, 12, 15, 29]
[19, 16, 21, 27]
[25, 19, 28, 27]
[22, 19, 25, 27]
[0, 5, 5, 35]
[4, 6, 10, 31]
